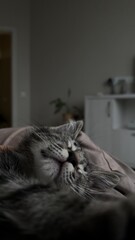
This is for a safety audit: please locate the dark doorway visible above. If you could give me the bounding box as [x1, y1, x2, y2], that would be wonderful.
[0, 33, 12, 127]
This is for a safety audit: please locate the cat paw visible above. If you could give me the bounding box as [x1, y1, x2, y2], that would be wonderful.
[77, 164, 87, 177]
[60, 162, 76, 185]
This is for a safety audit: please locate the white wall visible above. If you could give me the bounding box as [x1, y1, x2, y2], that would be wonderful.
[31, 0, 135, 126]
[0, 0, 31, 127]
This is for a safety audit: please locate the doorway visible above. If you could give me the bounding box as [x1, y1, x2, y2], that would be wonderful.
[0, 33, 12, 127]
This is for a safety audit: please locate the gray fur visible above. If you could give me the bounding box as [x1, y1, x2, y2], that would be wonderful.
[0, 121, 134, 240]
[16, 121, 121, 197]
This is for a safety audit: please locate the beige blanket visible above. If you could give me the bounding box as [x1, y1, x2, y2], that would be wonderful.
[0, 127, 135, 199]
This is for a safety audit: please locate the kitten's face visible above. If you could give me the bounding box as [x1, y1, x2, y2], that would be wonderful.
[30, 120, 121, 199]
[30, 121, 85, 183]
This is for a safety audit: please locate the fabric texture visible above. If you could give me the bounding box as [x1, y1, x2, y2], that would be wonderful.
[77, 132, 135, 197]
[0, 127, 135, 198]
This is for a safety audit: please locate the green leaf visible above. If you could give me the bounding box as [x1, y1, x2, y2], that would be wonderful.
[50, 97, 68, 114]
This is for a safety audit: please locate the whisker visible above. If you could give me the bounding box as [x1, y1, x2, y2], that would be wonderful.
[70, 182, 95, 200]
[71, 184, 95, 200]
[34, 132, 45, 142]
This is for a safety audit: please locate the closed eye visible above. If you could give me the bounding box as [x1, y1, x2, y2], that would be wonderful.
[73, 142, 78, 146]
[73, 141, 80, 148]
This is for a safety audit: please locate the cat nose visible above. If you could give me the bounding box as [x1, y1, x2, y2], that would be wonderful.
[68, 146, 72, 151]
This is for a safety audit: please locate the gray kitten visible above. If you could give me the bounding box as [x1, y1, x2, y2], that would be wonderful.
[16, 120, 120, 198]
[0, 120, 134, 240]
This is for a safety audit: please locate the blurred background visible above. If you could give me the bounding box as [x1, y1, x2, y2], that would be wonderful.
[0, 0, 135, 127]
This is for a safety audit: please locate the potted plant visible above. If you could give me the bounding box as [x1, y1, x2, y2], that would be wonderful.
[49, 88, 83, 122]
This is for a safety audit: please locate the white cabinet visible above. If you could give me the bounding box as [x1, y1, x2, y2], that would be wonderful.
[85, 94, 135, 168]
[85, 99, 113, 152]
[112, 129, 135, 167]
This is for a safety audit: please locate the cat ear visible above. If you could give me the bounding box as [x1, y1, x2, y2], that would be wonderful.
[72, 120, 83, 139]
[64, 120, 83, 138]
[51, 120, 83, 139]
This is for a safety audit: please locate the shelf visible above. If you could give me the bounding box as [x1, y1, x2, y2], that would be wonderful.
[85, 94, 135, 100]
[113, 128, 135, 132]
